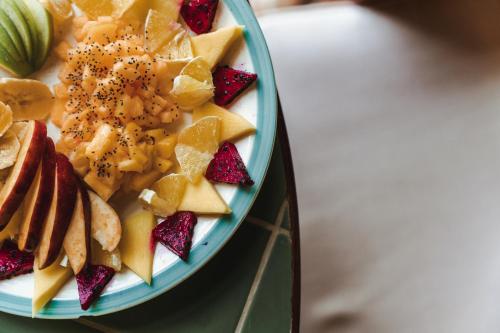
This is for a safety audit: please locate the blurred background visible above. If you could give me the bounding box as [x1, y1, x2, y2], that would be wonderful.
[255, 0, 500, 332]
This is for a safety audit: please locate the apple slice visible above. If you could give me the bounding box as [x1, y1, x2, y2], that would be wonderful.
[63, 179, 91, 274]
[0, 120, 46, 230]
[88, 191, 121, 252]
[18, 137, 56, 252]
[37, 153, 78, 269]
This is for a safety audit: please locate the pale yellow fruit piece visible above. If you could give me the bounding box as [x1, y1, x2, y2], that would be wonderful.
[157, 30, 193, 60]
[0, 207, 22, 242]
[191, 26, 244, 69]
[120, 210, 155, 284]
[112, 0, 137, 18]
[72, 0, 115, 19]
[193, 103, 255, 142]
[170, 75, 214, 109]
[0, 79, 54, 121]
[150, 0, 181, 21]
[85, 124, 117, 161]
[129, 169, 162, 192]
[40, 0, 73, 23]
[84, 172, 116, 202]
[139, 189, 170, 217]
[0, 102, 13, 137]
[9, 121, 29, 142]
[151, 173, 187, 212]
[156, 135, 177, 159]
[91, 239, 122, 271]
[178, 116, 220, 153]
[181, 57, 213, 85]
[0, 131, 20, 170]
[175, 144, 213, 183]
[178, 177, 231, 214]
[69, 144, 90, 176]
[145, 9, 180, 53]
[32, 256, 72, 316]
[153, 156, 173, 173]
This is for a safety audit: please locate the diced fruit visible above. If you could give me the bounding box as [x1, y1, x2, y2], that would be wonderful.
[0, 0, 33, 62]
[193, 103, 255, 142]
[120, 210, 155, 284]
[18, 137, 56, 252]
[128, 169, 162, 192]
[180, 57, 212, 85]
[63, 180, 91, 274]
[152, 211, 197, 261]
[91, 239, 121, 271]
[178, 116, 220, 153]
[191, 25, 243, 69]
[156, 135, 177, 159]
[72, 0, 115, 19]
[22, 0, 54, 70]
[0, 78, 54, 121]
[0, 240, 33, 280]
[170, 75, 214, 109]
[175, 144, 213, 183]
[76, 264, 115, 310]
[178, 176, 230, 214]
[153, 156, 173, 173]
[84, 172, 116, 202]
[32, 255, 72, 316]
[181, 0, 218, 34]
[0, 207, 22, 241]
[88, 191, 121, 252]
[85, 123, 117, 161]
[0, 121, 46, 230]
[0, 102, 13, 137]
[213, 66, 257, 106]
[38, 153, 78, 269]
[0, 7, 28, 62]
[144, 9, 180, 53]
[0, 130, 20, 170]
[206, 141, 253, 186]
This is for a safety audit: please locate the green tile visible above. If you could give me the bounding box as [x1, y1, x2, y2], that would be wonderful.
[242, 234, 292, 333]
[0, 314, 97, 333]
[88, 223, 270, 333]
[250, 142, 287, 223]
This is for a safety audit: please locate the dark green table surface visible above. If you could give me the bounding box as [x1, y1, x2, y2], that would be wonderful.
[0, 106, 301, 333]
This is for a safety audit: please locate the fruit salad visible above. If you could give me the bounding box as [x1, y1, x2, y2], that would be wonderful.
[0, 0, 258, 316]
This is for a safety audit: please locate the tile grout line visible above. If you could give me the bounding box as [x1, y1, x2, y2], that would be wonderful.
[74, 318, 120, 333]
[246, 215, 291, 237]
[235, 200, 288, 333]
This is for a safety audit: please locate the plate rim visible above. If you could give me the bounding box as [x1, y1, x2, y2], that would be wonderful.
[0, 0, 277, 319]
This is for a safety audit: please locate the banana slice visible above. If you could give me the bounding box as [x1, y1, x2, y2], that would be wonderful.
[0, 78, 54, 121]
[0, 130, 20, 170]
[0, 101, 12, 137]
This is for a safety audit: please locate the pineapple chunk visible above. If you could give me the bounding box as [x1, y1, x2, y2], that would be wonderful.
[153, 156, 173, 173]
[177, 116, 220, 154]
[32, 256, 72, 316]
[118, 159, 143, 172]
[84, 172, 116, 201]
[193, 103, 256, 142]
[191, 26, 244, 69]
[175, 144, 213, 183]
[155, 135, 177, 159]
[178, 177, 231, 214]
[129, 169, 162, 192]
[120, 210, 156, 284]
[85, 124, 117, 161]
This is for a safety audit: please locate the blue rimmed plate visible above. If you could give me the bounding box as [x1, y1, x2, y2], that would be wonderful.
[0, 0, 277, 319]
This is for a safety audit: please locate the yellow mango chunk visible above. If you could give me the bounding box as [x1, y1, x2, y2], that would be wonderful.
[191, 26, 244, 69]
[32, 257, 72, 316]
[120, 210, 156, 284]
[178, 177, 231, 214]
[193, 103, 255, 142]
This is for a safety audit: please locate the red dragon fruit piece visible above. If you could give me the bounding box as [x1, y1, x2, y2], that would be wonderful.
[213, 66, 257, 106]
[76, 264, 115, 310]
[0, 240, 34, 280]
[152, 212, 197, 261]
[181, 0, 219, 34]
[205, 142, 254, 186]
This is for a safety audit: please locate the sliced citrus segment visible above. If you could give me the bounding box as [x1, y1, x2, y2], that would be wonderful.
[181, 56, 212, 84]
[170, 75, 214, 109]
[72, 0, 115, 19]
[177, 116, 220, 153]
[144, 9, 180, 53]
[175, 144, 213, 183]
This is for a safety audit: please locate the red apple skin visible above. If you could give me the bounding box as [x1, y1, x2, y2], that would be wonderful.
[38, 153, 78, 269]
[18, 137, 56, 252]
[0, 121, 46, 230]
[80, 179, 92, 272]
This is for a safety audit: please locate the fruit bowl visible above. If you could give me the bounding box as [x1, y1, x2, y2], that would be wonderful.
[0, 0, 276, 318]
